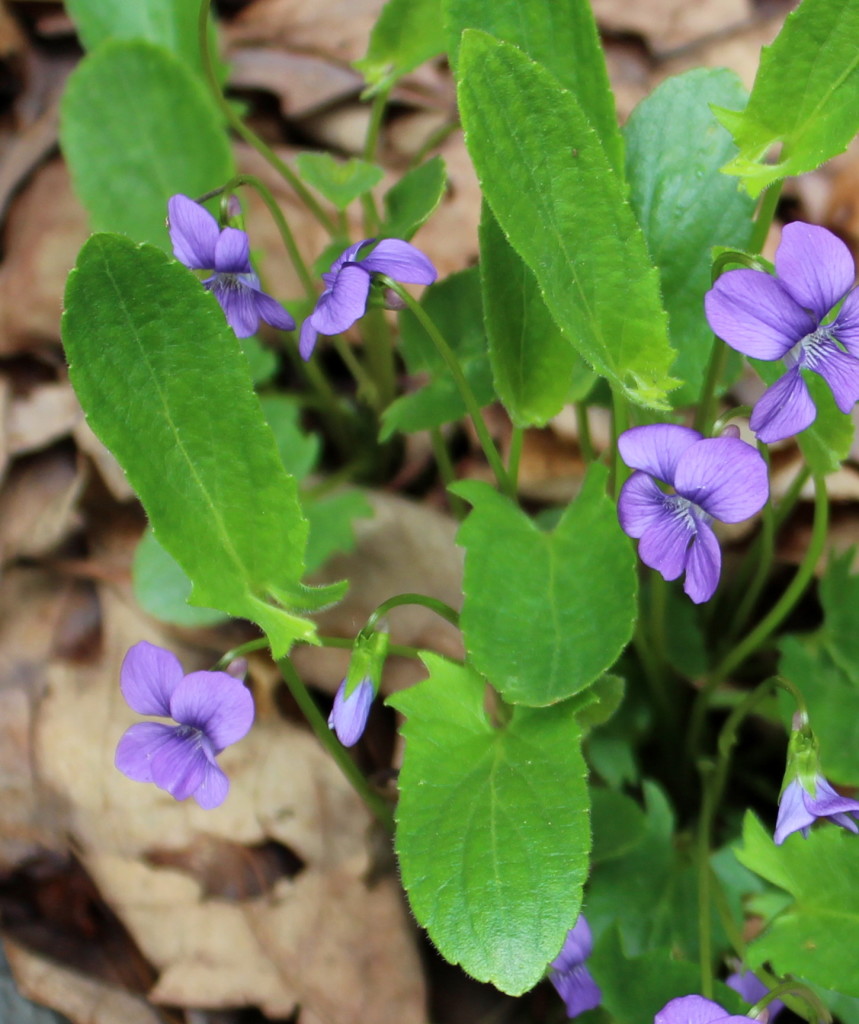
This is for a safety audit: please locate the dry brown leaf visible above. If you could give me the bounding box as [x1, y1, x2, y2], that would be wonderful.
[4, 938, 162, 1024]
[0, 449, 85, 562]
[7, 381, 81, 457]
[228, 46, 362, 118]
[35, 587, 426, 1023]
[594, 0, 751, 53]
[73, 418, 136, 503]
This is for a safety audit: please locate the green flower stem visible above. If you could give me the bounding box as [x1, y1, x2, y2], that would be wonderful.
[609, 386, 630, 498]
[360, 86, 389, 235]
[774, 464, 812, 531]
[696, 759, 716, 999]
[385, 279, 515, 498]
[332, 333, 379, 406]
[754, 971, 832, 1024]
[430, 428, 468, 519]
[576, 403, 595, 463]
[278, 656, 395, 831]
[212, 637, 270, 670]
[749, 179, 785, 256]
[364, 592, 460, 635]
[507, 426, 524, 492]
[317, 634, 438, 661]
[360, 305, 397, 412]
[198, 1, 336, 235]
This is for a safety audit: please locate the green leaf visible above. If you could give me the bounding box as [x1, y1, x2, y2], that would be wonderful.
[818, 548, 859, 681]
[479, 203, 594, 426]
[383, 156, 447, 240]
[714, 0, 859, 197]
[303, 490, 374, 573]
[591, 788, 648, 864]
[240, 336, 278, 387]
[624, 69, 755, 405]
[389, 654, 590, 994]
[444, 0, 622, 174]
[295, 153, 384, 211]
[62, 234, 335, 657]
[381, 268, 493, 438]
[575, 673, 625, 730]
[736, 811, 859, 995]
[258, 395, 320, 480]
[457, 31, 677, 409]
[60, 40, 233, 247]
[452, 464, 637, 706]
[354, 0, 446, 94]
[133, 527, 230, 628]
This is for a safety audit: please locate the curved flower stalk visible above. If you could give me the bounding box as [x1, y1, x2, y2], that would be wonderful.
[726, 971, 784, 1022]
[115, 641, 254, 809]
[168, 193, 296, 338]
[299, 238, 437, 359]
[617, 425, 769, 603]
[705, 222, 859, 442]
[548, 916, 601, 1018]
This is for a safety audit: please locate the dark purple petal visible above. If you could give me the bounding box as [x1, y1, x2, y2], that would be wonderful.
[674, 438, 769, 523]
[551, 917, 593, 972]
[775, 779, 816, 845]
[775, 222, 856, 319]
[120, 641, 183, 717]
[193, 760, 230, 809]
[170, 671, 254, 752]
[684, 519, 721, 604]
[252, 290, 296, 331]
[115, 722, 177, 783]
[749, 367, 816, 443]
[299, 320, 320, 360]
[656, 996, 750, 1024]
[806, 776, 859, 819]
[328, 677, 373, 747]
[804, 339, 859, 414]
[358, 239, 437, 285]
[210, 277, 259, 338]
[168, 194, 219, 270]
[618, 424, 702, 485]
[832, 288, 859, 356]
[329, 240, 372, 276]
[637, 504, 695, 583]
[550, 963, 601, 1018]
[726, 971, 784, 1021]
[618, 472, 669, 540]
[213, 227, 252, 274]
[309, 263, 372, 335]
[705, 270, 813, 360]
[150, 730, 211, 801]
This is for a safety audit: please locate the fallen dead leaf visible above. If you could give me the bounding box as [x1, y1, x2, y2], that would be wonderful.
[7, 381, 81, 457]
[73, 418, 136, 503]
[228, 46, 362, 118]
[594, 0, 751, 54]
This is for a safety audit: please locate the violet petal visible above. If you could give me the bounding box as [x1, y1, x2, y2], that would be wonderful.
[684, 519, 721, 604]
[211, 278, 259, 338]
[804, 339, 859, 414]
[213, 227, 252, 274]
[120, 641, 183, 717]
[637, 505, 695, 582]
[674, 437, 769, 523]
[832, 288, 859, 357]
[705, 270, 813, 360]
[726, 971, 784, 1021]
[150, 731, 211, 802]
[329, 239, 372, 276]
[617, 472, 669, 540]
[309, 263, 372, 335]
[358, 239, 438, 284]
[252, 290, 296, 331]
[775, 222, 856, 319]
[551, 917, 593, 972]
[170, 671, 254, 752]
[806, 776, 859, 818]
[655, 995, 743, 1024]
[115, 721, 177, 783]
[328, 677, 373, 747]
[299, 320, 320, 360]
[550, 963, 602, 1018]
[618, 424, 702, 485]
[775, 779, 817, 845]
[193, 759, 230, 809]
[749, 367, 816, 443]
[168, 194, 219, 270]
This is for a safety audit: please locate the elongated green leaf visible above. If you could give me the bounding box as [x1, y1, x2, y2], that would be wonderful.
[60, 40, 233, 248]
[624, 69, 755, 404]
[458, 32, 676, 409]
[354, 0, 446, 93]
[737, 812, 859, 994]
[295, 153, 384, 211]
[480, 203, 594, 425]
[383, 156, 447, 240]
[445, 0, 622, 174]
[714, 0, 859, 196]
[63, 234, 341, 656]
[452, 464, 637, 706]
[389, 655, 590, 994]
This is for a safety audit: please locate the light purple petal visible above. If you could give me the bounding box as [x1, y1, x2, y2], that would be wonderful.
[252, 290, 296, 331]
[550, 963, 601, 1018]
[120, 641, 183, 717]
[705, 270, 813, 360]
[213, 227, 252, 274]
[168, 194, 219, 270]
[806, 776, 859, 818]
[618, 424, 702, 485]
[150, 731, 210, 802]
[329, 240, 372, 276]
[309, 263, 372, 335]
[170, 671, 254, 752]
[655, 995, 741, 1024]
[328, 677, 373, 747]
[831, 288, 859, 356]
[551, 917, 593, 972]
[618, 472, 669, 540]
[358, 239, 438, 285]
[775, 779, 817, 845]
[674, 438, 769, 523]
[684, 519, 721, 604]
[115, 722, 177, 783]
[804, 339, 859, 414]
[726, 971, 784, 1021]
[775, 222, 855, 319]
[299, 319, 320, 360]
[210, 278, 259, 338]
[193, 760, 230, 809]
[637, 504, 695, 582]
[749, 367, 816, 443]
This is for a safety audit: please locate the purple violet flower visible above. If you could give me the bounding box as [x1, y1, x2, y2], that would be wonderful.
[115, 641, 254, 809]
[328, 676, 374, 747]
[299, 238, 437, 359]
[705, 222, 859, 443]
[726, 971, 784, 1022]
[774, 774, 859, 845]
[617, 425, 769, 604]
[167, 193, 295, 339]
[549, 916, 602, 1019]
[655, 995, 754, 1024]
